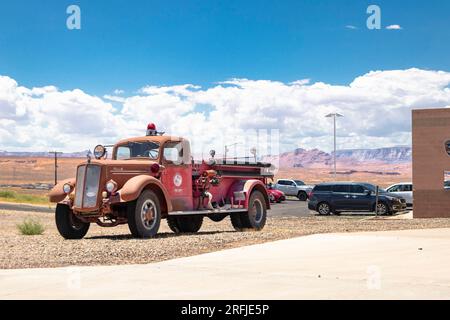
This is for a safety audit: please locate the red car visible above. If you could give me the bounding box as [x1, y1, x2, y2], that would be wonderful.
[267, 187, 286, 203]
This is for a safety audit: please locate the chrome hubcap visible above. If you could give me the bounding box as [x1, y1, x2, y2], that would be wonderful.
[251, 199, 263, 223]
[377, 203, 387, 215]
[141, 199, 157, 229]
[319, 204, 329, 215]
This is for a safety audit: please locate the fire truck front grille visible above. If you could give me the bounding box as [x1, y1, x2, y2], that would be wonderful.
[74, 165, 101, 208]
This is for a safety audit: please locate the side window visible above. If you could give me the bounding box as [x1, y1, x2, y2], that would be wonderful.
[332, 185, 350, 193]
[278, 180, 286, 185]
[350, 185, 365, 194]
[388, 185, 400, 192]
[163, 142, 184, 165]
[116, 147, 130, 160]
[287, 181, 295, 186]
[314, 185, 332, 192]
[405, 184, 413, 192]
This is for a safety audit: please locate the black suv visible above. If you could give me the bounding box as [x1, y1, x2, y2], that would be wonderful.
[308, 182, 407, 215]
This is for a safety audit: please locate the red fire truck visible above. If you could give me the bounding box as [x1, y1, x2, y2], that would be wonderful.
[49, 124, 274, 239]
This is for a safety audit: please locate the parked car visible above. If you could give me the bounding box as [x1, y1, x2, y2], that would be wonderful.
[386, 182, 413, 206]
[266, 186, 286, 203]
[274, 179, 314, 201]
[308, 182, 407, 215]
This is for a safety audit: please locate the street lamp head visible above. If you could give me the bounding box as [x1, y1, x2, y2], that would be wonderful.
[325, 113, 344, 118]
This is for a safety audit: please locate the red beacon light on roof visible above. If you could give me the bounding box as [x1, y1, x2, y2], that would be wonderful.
[146, 122, 164, 136]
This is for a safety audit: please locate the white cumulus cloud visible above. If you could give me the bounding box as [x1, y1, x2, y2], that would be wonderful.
[386, 24, 402, 30]
[1, 68, 450, 155]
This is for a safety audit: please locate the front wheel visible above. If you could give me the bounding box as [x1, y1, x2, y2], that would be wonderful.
[55, 204, 90, 239]
[231, 190, 267, 231]
[297, 191, 308, 201]
[317, 202, 331, 215]
[375, 202, 390, 216]
[128, 189, 161, 238]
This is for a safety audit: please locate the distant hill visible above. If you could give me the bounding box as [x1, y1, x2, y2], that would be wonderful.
[263, 146, 411, 168]
[334, 146, 411, 163]
[0, 150, 88, 158]
[1, 146, 413, 166]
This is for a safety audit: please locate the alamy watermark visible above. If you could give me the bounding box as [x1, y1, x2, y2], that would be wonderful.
[366, 265, 382, 290]
[366, 5, 381, 30]
[66, 5, 81, 30]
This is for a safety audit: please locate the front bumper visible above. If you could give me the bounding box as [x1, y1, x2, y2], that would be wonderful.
[391, 200, 407, 212]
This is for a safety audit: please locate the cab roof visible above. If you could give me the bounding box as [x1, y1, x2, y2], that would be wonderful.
[114, 135, 186, 146]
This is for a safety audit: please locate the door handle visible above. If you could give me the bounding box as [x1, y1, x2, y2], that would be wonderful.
[344, 195, 350, 198]
[352, 195, 357, 199]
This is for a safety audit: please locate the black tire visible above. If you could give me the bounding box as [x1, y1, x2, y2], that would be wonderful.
[128, 189, 161, 238]
[230, 212, 246, 231]
[231, 190, 267, 231]
[55, 204, 90, 239]
[297, 191, 308, 201]
[375, 202, 390, 216]
[208, 212, 228, 222]
[167, 215, 203, 233]
[317, 202, 331, 215]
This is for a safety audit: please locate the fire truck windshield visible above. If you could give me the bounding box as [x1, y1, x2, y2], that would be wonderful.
[116, 141, 160, 160]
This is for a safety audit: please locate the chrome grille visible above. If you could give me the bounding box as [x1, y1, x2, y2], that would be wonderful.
[74, 165, 101, 208]
[74, 165, 86, 207]
[83, 165, 101, 208]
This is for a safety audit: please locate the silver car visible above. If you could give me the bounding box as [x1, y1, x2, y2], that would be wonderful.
[274, 179, 314, 201]
[386, 182, 413, 207]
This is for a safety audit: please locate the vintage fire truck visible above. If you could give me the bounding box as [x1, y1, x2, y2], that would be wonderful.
[49, 124, 274, 239]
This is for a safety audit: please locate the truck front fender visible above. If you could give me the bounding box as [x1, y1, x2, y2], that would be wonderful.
[119, 175, 173, 212]
[49, 178, 75, 203]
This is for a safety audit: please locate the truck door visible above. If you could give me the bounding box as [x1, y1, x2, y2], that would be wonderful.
[285, 180, 297, 196]
[160, 140, 193, 211]
[276, 180, 287, 193]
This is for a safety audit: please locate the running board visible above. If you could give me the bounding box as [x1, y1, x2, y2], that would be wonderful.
[168, 208, 247, 216]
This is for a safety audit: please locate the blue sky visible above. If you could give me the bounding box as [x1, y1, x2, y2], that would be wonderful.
[1, 1, 450, 153]
[1, 0, 450, 95]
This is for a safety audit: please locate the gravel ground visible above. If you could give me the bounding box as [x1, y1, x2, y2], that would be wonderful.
[2, 208, 450, 269]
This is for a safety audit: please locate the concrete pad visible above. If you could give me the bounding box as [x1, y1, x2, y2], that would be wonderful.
[1, 228, 450, 300]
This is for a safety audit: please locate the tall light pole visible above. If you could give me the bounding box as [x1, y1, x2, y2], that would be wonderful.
[325, 113, 344, 180]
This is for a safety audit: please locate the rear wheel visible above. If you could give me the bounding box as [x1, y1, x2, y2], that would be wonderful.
[167, 215, 203, 233]
[297, 191, 308, 201]
[375, 202, 390, 216]
[231, 190, 267, 231]
[55, 204, 90, 239]
[128, 190, 161, 238]
[317, 202, 331, 215]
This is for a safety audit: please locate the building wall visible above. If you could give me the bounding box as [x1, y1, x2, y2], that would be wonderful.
[412, 108, 450, 218]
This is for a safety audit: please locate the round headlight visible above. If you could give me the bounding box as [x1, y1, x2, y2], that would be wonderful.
[106, 180, 117, 193]
[94, 145, 106, 159]
[63, 183, 72, 194]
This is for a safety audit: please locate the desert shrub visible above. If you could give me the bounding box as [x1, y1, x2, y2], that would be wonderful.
[17, 218, 45, 235]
